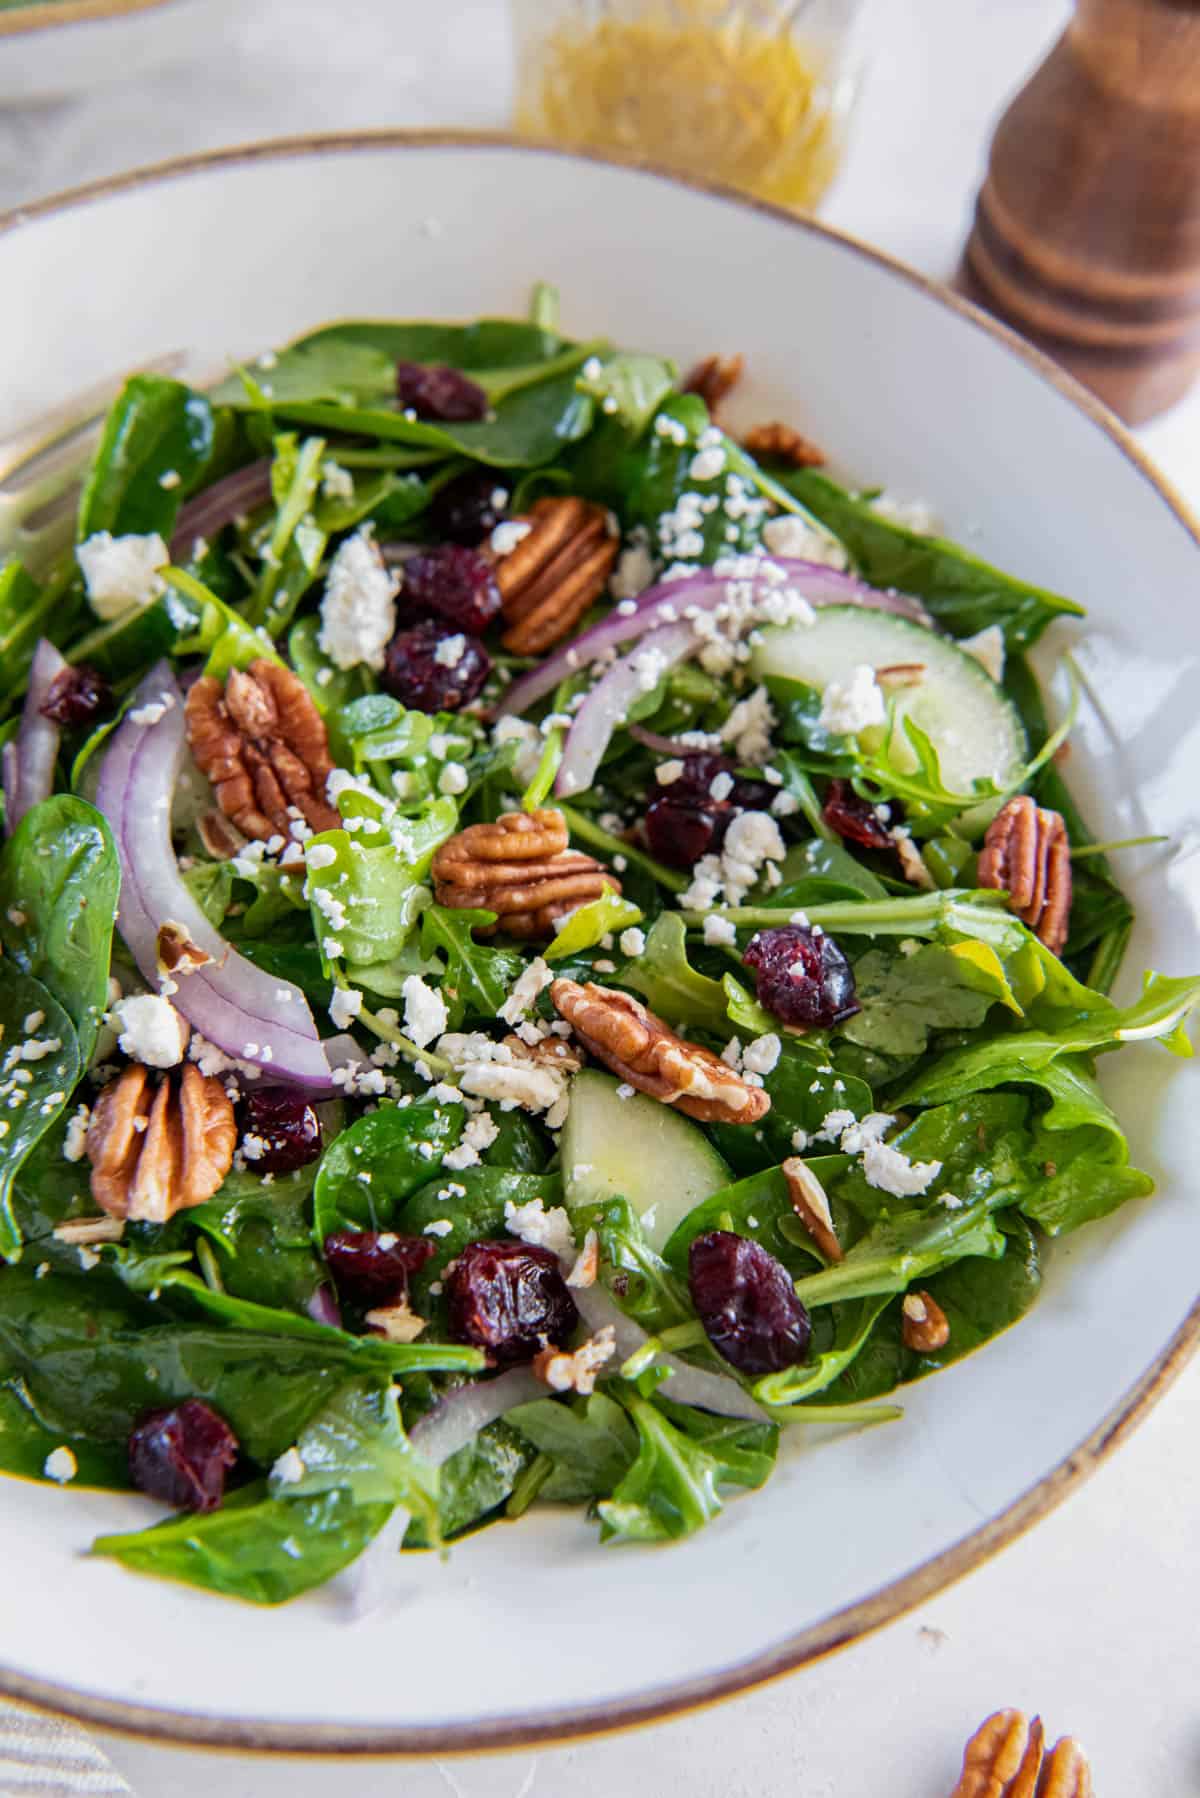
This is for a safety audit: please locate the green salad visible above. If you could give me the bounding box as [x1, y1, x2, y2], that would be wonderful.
[0, 286, 1194, 1606]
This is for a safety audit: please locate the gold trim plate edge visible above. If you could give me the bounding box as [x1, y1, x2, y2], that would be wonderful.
[1, 128, 1198, 1759]
[0, 0, 174, 40]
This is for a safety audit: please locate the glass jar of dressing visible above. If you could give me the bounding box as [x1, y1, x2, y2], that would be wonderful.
[511, 0, 866, 212]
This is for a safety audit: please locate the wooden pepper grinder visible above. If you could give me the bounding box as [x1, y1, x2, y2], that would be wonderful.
[962, 0, 1200, 425]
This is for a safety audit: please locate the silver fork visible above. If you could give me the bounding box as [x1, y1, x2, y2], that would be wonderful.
[0, 351, 186, 573]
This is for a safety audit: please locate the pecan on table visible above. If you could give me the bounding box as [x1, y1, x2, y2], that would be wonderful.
[431, 807, 618, 940]
[485, 496, 619, 655]
[950, 1710, 1093, 1798]
[550, 978, 770, 1125]
[901, 1288, 950, 1353]
[977, 796, 1072, 955]
[184, 658, 340, 843]
[681, 352, 744, 416]
[742, 420, 826, 468]
[85, 1062, 236, 1223]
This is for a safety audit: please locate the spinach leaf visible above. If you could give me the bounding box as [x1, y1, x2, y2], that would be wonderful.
[753, 1296, 891, 1407]
[0, 562, 83, 699]
[596, 1391, 777, 1543]
[840, 945, 995, 1062]
[267, 1377, 439, 1541]
[306, 798, 455, 970]
[419, 905, 525, 1030]
[618, 912, 728, 1031]
[570, 1195, 692, 1331]
[399, 1167, 564, 1296]
[262, 317, 570, 382]
[312, 1098, 466, 1240]
[0, 795, 120, 1066]
[706, 1037, 873, 1176]
[662, 1156, 850, 1275]
[776, 468, 1084, 648]
[77, 375, 220, 539]
[0, 1370, 128, 1488]
[183, 1175, 330, 1318]
[833, 1093, 1032, 1227]
[0, 975, 80, 1261]
[210, 341, 397, 410]
[793, 1196, 1005, 1309]
[405, 1419, 537, 1545]
[509, 1391, 638, 1503]
[1020, 1118, 1152, 1237]
[770, 835, 888, 909]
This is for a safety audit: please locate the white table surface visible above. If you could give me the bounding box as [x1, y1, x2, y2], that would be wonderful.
[2, 1, 1198, 1792]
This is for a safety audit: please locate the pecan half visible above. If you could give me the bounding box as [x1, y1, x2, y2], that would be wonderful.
[782, 1157, 842, 1262]
[184, 658, 340, 843]
[951, 1711, 1093, 1798]
[681, 352, 744, 416]
[85, 1063, 236, 1223]
[901, 1289, 950, 1352]
[742, 420, 826, 468]
[432, 808, 618, 940]
[550, 979, 770, 1125]
[977, 796, 1072, 955]
[486, 497, 619, 655]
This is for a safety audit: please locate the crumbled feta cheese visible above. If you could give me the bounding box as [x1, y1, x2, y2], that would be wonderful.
[861, 1139, 942, 1198]
[566, 1228, 600, 1289]
[402, 976, 448, 1049]
[838, 1112, 895, 1154]
[320, 460, 355, 501]
[616, 1083, 635, 1100]
[536, 1325, 617, 1396]
[720, 686, 776, 764]
[158, 468, 181, 490]
[689, 445, 726, 483]
[498, 958, 554, 1026]
[618, 927, 646, 958]
[110, 994, 188, 1069]
[490, 519, 533, 557]
[960, 623, 1006, 684]
[423, 1219, 454, 1238]
[329, 986, 363, 1030]
[43, 1446, 77, 1484]
[655, 759, 686, 787]
[813, 1107, 857, 1143]
[442, 1111, 500, 1171]
[433, 633, 468, 668]
[869, 491, 940, 535]
[492, 715, 545, 787]
[610, 539, 656, 602]
[305, 842, 338, 871]
[318, 530, 398, 672]
[818, 665, 886, 736]
[460, 1061, 563, 1114]
[437, 762, 469, 796]
[62, 1103, 90, 1162]
[77, 531, 169, 620]
[272, 1446, 307, 1485]
[762, 513, 848, 570]
[504, 1197, 575, 1260]
[709, 770, 735, 802]
[681, 809, 784, 909]
[743, 1033, 781, 1076]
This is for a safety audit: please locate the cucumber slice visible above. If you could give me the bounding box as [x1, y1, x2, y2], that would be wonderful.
[561, 1069, 731, 1252]
[749, 605, 1027, 829]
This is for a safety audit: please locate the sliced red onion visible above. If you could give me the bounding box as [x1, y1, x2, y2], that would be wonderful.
[572, 1280, 768, 1423]
[168, 457, 272, 561]
[497, 557, 931, 721]
[627, 724, 706, 756]
[306, 1285, 342, 1330]
[556, 621, 698, 799]
[3, 637, 67, 833]
[94, 662, 334, 1092]
[408, 1366, 546, 1466]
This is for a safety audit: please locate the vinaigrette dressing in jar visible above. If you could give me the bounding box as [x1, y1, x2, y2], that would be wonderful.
[511, 0, 864, 212]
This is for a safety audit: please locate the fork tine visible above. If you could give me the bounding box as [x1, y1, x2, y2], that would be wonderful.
[0, 350, 186, 488]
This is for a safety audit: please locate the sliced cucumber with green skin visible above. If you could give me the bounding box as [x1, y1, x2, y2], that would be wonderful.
[561, 1069, 731, 1252]
[750, 605, 1027, 830]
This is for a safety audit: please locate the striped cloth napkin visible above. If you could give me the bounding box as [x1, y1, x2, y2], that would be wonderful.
[0, 1703, 133, 1796]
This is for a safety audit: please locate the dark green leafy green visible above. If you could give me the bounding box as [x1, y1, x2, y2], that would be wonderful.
[312, 1098, 466, 1240]
[419, 906, 524, 1030]
[509, 1391, 639, 1504]
[399, 1167, 564, 1296]
[596, 1391, 777, 1543]
[0, 975, 80, 1261]
[405, 1419, 537, 1546]
[77, 375, 222, 539]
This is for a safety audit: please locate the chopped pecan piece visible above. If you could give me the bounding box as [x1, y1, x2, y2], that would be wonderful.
[901, 1289, 950, 1352]
[502, 1032, 586, 1075]
[197, 808, 245, 861]
[951, 1710, 1093, 1798]
[184, 658, 340, 843]
[977, 796, 1072, 955]
[157, 920, 214, 979]
[742, 420, 826, 468]
[485, 497, 619, 655]
[85, 1062, 236, 1223]
[550, 978, 770, 1125]
[364, 1297, 428, 1343]
[432, 808, 618, 940]
[782, 1157, 842, 1262]
[681, 352, 744, 416]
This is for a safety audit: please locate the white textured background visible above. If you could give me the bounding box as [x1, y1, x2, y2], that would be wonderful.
[1, 1, 1198, 1792]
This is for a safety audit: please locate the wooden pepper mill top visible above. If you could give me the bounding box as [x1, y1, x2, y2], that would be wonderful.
[963, 0, 1200, 425]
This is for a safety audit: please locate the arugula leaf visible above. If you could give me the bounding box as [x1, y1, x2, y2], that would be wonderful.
[840, 945, 995, 1061]
[305, 804, 453, 969]
[312, 1098, 466, 1240]
[596, 1391, 777, 1543]
[618, 912, 728, 1031]
[833, 1093, 1032, 1226]
[419, 905, 524, 1030]
[753, 1296, 891, 1408]
[570, 1195, 692, 1332]
[509, 1391, 639, 1503]
[0, 974, 80, 1261]
[794, 1197, 1005, 1309]
[404, 1419, 537, 1545]
[77, 374, 221, 539]
[0, 795, 120, 1066]
[776, 468, 1083, 648]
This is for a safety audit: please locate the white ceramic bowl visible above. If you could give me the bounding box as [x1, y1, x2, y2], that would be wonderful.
[0, 135, 1197, 1755]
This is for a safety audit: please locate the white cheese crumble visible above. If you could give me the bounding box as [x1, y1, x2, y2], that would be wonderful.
[77, 531, 169, 620]
[43, 1446, 77, 1484]
[838, 1112, 894, 1154]
[618, 927, 646, 958]
[536, 1326, 617, 1397]
[305, 842, 338, 871]
[960, 623, 1006, 684]
[680, 810, 784, 909]
[492, 715, 546, 787]
[655, 760, 686, 787]
[703, 914, 738, 947]
[720, 685, 776, 764]
[813, 1107, 857, 1143]
[318, 530, 398, 672]
[110, 994, 188, 1069]
[423, 1219, 454, 1238]
[743, 1033, 781, 1076]
[689, 445, 726, 483]
[498, 958, 554, 1026]
[442, 1111, 500, 1171]
[433, 633, 468, 668]
[490, 519, 533, 557]
[761, 513, 848, 570]
[861, 1139, 942, 1198]
[328, 986, 363, 1031]
[272, 1446, 307, 1486]
[869, 491, 940, 535]
[437, 762, 469, 796]
[62, 1103, 91, 1162]
[504, 1197, 576, 1260]
[610, 539, 656, 602]
[818, 664, 886, 736]
[402, 976, 448, 1049]
[320, 460, 355, 501]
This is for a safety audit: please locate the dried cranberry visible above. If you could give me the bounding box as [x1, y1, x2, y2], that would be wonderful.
[400, 545, 502, 635]
[688, 1230, 811, 1375]
[445, 1239, 578, 1365]
[643, 754, 773, 869]
[128, 1399, 238, 1512]
[323, 1230, 435, 1305]
[396, 362, 489, 422]
[822, 778, 897, 851]
[38, 663, 111, 727]
[430, 470, 510, 546]
[742, 924, 860, 1029]
[238, 1087, 322, 1175]
[383, 618, 491, 713]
